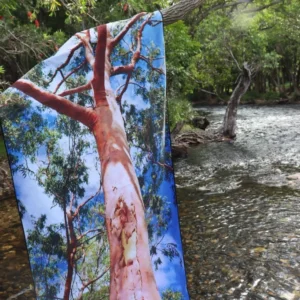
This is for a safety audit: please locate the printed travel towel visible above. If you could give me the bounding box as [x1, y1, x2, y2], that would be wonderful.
[1, 11, 189, 299]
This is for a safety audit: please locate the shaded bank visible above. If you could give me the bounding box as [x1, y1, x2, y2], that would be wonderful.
[0, 196, 35, 300]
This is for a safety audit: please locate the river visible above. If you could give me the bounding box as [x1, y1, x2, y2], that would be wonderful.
[175, 105, 300, 300]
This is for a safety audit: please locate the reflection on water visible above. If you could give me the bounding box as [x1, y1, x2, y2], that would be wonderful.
[175, 105, 300, 299]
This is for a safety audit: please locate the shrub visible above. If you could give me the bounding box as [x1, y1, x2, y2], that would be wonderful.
[263, 91, 280, 100]
[167, 98, 196, 131]
[242, 90, 261, 103]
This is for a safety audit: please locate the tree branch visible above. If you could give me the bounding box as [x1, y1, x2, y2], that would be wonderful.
[77, 267, 109, 300]
[77, 228, 102, 241]
[54, 60, 87, 94]
[76, 30, 95, 68]
[116, 82, 147, 96]
[76, 233, 102, 248]
[48, 42, 83, 83]
[113, 14, 154, 102]
[13, 80, 96, 130]
[116, 74, 131, 102]
[111, 65, 134, 76]
[140, 55, 165, 75]
[199, 0, 250, 22]
[72, 186, 102, 219]
[111, 14, 153, 78]
[116, 81, 148, 102]
[147, 153, 173, 171]
[225, 44, 241, 71]
[161, 0, 204, 26]
[161, 0, 283, 26]
[110, 12, 147, 48]
[242, 0, 282, 13]
[58, 82, 92, 97]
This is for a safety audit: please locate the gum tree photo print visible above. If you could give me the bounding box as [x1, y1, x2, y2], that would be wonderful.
[1, 11, 189, 300]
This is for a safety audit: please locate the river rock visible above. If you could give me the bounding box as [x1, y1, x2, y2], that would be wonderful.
[190, 116, 210, 130]
[287, 173, 300, 180]
[172, 142, 188, 158]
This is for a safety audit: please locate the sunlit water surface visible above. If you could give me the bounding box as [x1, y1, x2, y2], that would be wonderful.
[175, 105, 300, 299]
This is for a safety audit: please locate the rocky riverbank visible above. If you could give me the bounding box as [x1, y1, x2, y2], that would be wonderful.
[0, 197, 35, 300]
[171, 116, 224, 158]
[0, 155, 35, 299]
[192, 98, 300, 107]
[0, 158, 14, 199]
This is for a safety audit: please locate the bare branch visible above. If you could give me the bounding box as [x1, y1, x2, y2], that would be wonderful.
[13, 80, 96, 130]
[116, 74, 131, 102]
[140, 55, 165, 75]
[111, 65, 134, 76]
[48, 42, 83, 83]
[76, 233, 102, 247]
[0, 24, 38, 57]
[77, 267, 109, 300]
[76, 30, 95, 68]
[199, 88, 225, 101]
[72, 186, 102, 219]
[54, 60, 87, 94]
[199, 0, 250, 22]
[147, 153, 173, 171]
[58, 82, 92, 97]
[116, 82, 147, 96]
[116, 81, 148, 102]
[77, 228, 102, 241]
[111, 14, 153, 78]
[225, 44, 241, 71]
[110, 12, 147, 48]
[184, 71, 225, 101]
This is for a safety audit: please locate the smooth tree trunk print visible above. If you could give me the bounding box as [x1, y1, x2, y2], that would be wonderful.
[13, 13, 164, 299]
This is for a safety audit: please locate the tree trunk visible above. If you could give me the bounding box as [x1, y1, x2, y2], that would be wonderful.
[222, 63, 251, 138]
[292, 66, 300, 97]
[13, 22, 161, 299]
[91, 25, 160, 299]
[161, 0, 204, 25]
[64, 212, 77, 299]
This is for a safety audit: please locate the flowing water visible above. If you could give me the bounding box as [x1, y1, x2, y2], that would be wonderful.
[175, 105, 300, 300]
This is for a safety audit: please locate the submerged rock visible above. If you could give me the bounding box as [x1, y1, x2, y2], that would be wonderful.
[287, 173, 300, 180]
